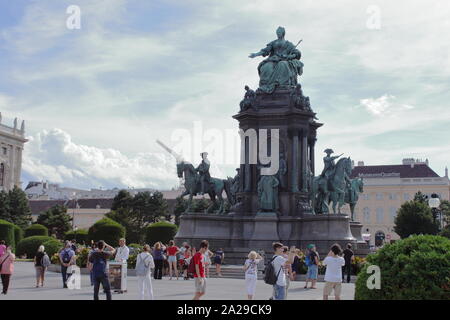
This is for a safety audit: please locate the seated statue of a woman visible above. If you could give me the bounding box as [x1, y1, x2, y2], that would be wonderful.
[249, 26, 304, 94]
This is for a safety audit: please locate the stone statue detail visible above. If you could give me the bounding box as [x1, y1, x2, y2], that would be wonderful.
[249, 26, 304, 94]
[257, 174, 280, 212]
[229, 168, 241, 205]
[290, 84, 314, 112]
[277, 151, 287, 190]
[239, 85, 257, 111]
[344, 177, 364, 221]
[312, 149, 352, 214]
[196, 152, 211, 195]
[156, 140, 232, 214]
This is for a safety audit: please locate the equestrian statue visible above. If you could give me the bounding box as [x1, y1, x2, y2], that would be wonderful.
[156, 140, 233, 214]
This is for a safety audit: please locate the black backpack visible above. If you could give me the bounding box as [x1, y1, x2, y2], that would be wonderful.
[263, 256, 282, 285]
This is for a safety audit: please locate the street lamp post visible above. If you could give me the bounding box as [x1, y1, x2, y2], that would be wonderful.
[428, 193, 441, 230]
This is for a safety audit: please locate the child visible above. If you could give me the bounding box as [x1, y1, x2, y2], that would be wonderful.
[243, 251, 261, 300]
[323, 243, 345, 300]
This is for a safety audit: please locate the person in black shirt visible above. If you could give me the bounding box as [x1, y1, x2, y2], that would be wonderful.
[342, 243, 354, 283]
[88, 241, 115, 300]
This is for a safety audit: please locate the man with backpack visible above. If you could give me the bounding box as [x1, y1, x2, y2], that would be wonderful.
[304, 244, 319, 289]
[59, 241, 75, 288]
[88, 240, 116, 300]
[264, 242, 296, 300]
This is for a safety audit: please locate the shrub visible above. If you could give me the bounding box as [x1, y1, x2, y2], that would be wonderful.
[127, 253, 138, 269]
[440, 225, 450, 239]
[145, 221, 178, 246]
[64, 229, 89, 245]
[42, 238, 63, 258]
[75, 247, 91, 268]
[24, 224, 48, 238]
[355, 235, 450, 300]
[0, 219, 16, 250]
[394, 201, 439, 238]
[16, 236, 56, 259]
[13, 224, 23, 248]
[88, 218, 126, 247]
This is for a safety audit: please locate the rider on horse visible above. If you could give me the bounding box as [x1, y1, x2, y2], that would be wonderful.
[320, 148, 343, 180]
[196, 152, 211, 195]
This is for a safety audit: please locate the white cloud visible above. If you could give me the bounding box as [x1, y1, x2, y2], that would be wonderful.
[359, 95, 414, 116]
[23, 128, 180, 190]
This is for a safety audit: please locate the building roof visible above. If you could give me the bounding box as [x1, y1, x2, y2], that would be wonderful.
[350, 164, 440, 179]
[29, 198, 114, 215]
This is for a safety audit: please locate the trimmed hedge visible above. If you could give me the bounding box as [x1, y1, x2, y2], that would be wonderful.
[145, 221, 178, 246]
[16, 236, 56, 259]
[64, 229, 88, 244]
[0, 219, 17, 250]
[24, 224, 48, 238]
[355, 235, 450, 300]
[13, 224, 23, 248]
[42, 238, 63, 258]
[88, 218, 125, 247]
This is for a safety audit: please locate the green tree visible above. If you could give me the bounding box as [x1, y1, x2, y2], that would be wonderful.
[173, 197, 188, 226]
[106, 207, 141, 244]
[413, 191, 428, 204]
[394, 200, 439, 238]
[36, 205, 72, 239]
[8, 186, 32, 228]
[111, 189, 133, 211]
[439, 200, 450, 226]
[0, 190, 10, 221]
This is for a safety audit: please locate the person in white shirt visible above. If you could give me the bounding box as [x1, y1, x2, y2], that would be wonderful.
[271, 242, 296, 300]
[323, 243, 346, 300]
[243, 251, 262, 300]
[115, 238, 130, 262]
[135, 244, 155, 300]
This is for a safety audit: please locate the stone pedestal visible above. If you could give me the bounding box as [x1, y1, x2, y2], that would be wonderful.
[247, 215, 279, 249]
[350, 221, 370, 255]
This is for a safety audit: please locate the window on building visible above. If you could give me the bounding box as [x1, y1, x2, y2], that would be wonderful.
[376, 208, 384, 224]
[363, 194, 370, 200]
[389, 193, 397, 200]
[376, 193, 383, 200]
[363, 207, 370, 223]
[403, 193, 410, 201]
[390, 207, 397, 223]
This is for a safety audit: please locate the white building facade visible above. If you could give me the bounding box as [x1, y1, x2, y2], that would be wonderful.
[0, 114, 27, 191]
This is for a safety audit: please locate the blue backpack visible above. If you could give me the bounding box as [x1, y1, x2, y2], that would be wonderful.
[305, 253, 314, 267]
[92, 254, 107, 278]
[61, 249, 72, 264]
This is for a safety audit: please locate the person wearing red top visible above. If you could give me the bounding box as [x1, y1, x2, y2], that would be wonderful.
[167, 240, 180, 280]
[193, 240, 209, 300]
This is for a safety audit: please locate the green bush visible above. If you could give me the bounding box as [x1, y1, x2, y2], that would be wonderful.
[0, 219, 16, 250]
[13, 224, 23, 248]
[355, 235, 450, 300]
[42, 238, 63, 258]
[24, 224, 48, 238]
[145, 221, 178, 246]
[440, 225, 450, 239]
[88, 218, 125, 247]
[16, 236, 56, 259]
[75, 247, 91, 268]
[64, 229, 88, 245]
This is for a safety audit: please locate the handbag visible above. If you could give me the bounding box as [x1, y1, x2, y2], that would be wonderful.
[0, 254, 10, 272]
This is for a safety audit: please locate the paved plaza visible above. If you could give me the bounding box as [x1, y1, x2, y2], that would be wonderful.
[0, 262, 355, 300]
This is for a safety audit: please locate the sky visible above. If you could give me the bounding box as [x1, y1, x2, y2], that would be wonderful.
[0, 0, 449, 190]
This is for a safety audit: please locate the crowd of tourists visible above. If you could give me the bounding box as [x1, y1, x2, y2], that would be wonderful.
[0, 237, 354, 300]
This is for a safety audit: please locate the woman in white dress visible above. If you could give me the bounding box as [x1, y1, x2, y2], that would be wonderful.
[243, 251, 262, 300]
[135, 244, 155, 300]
